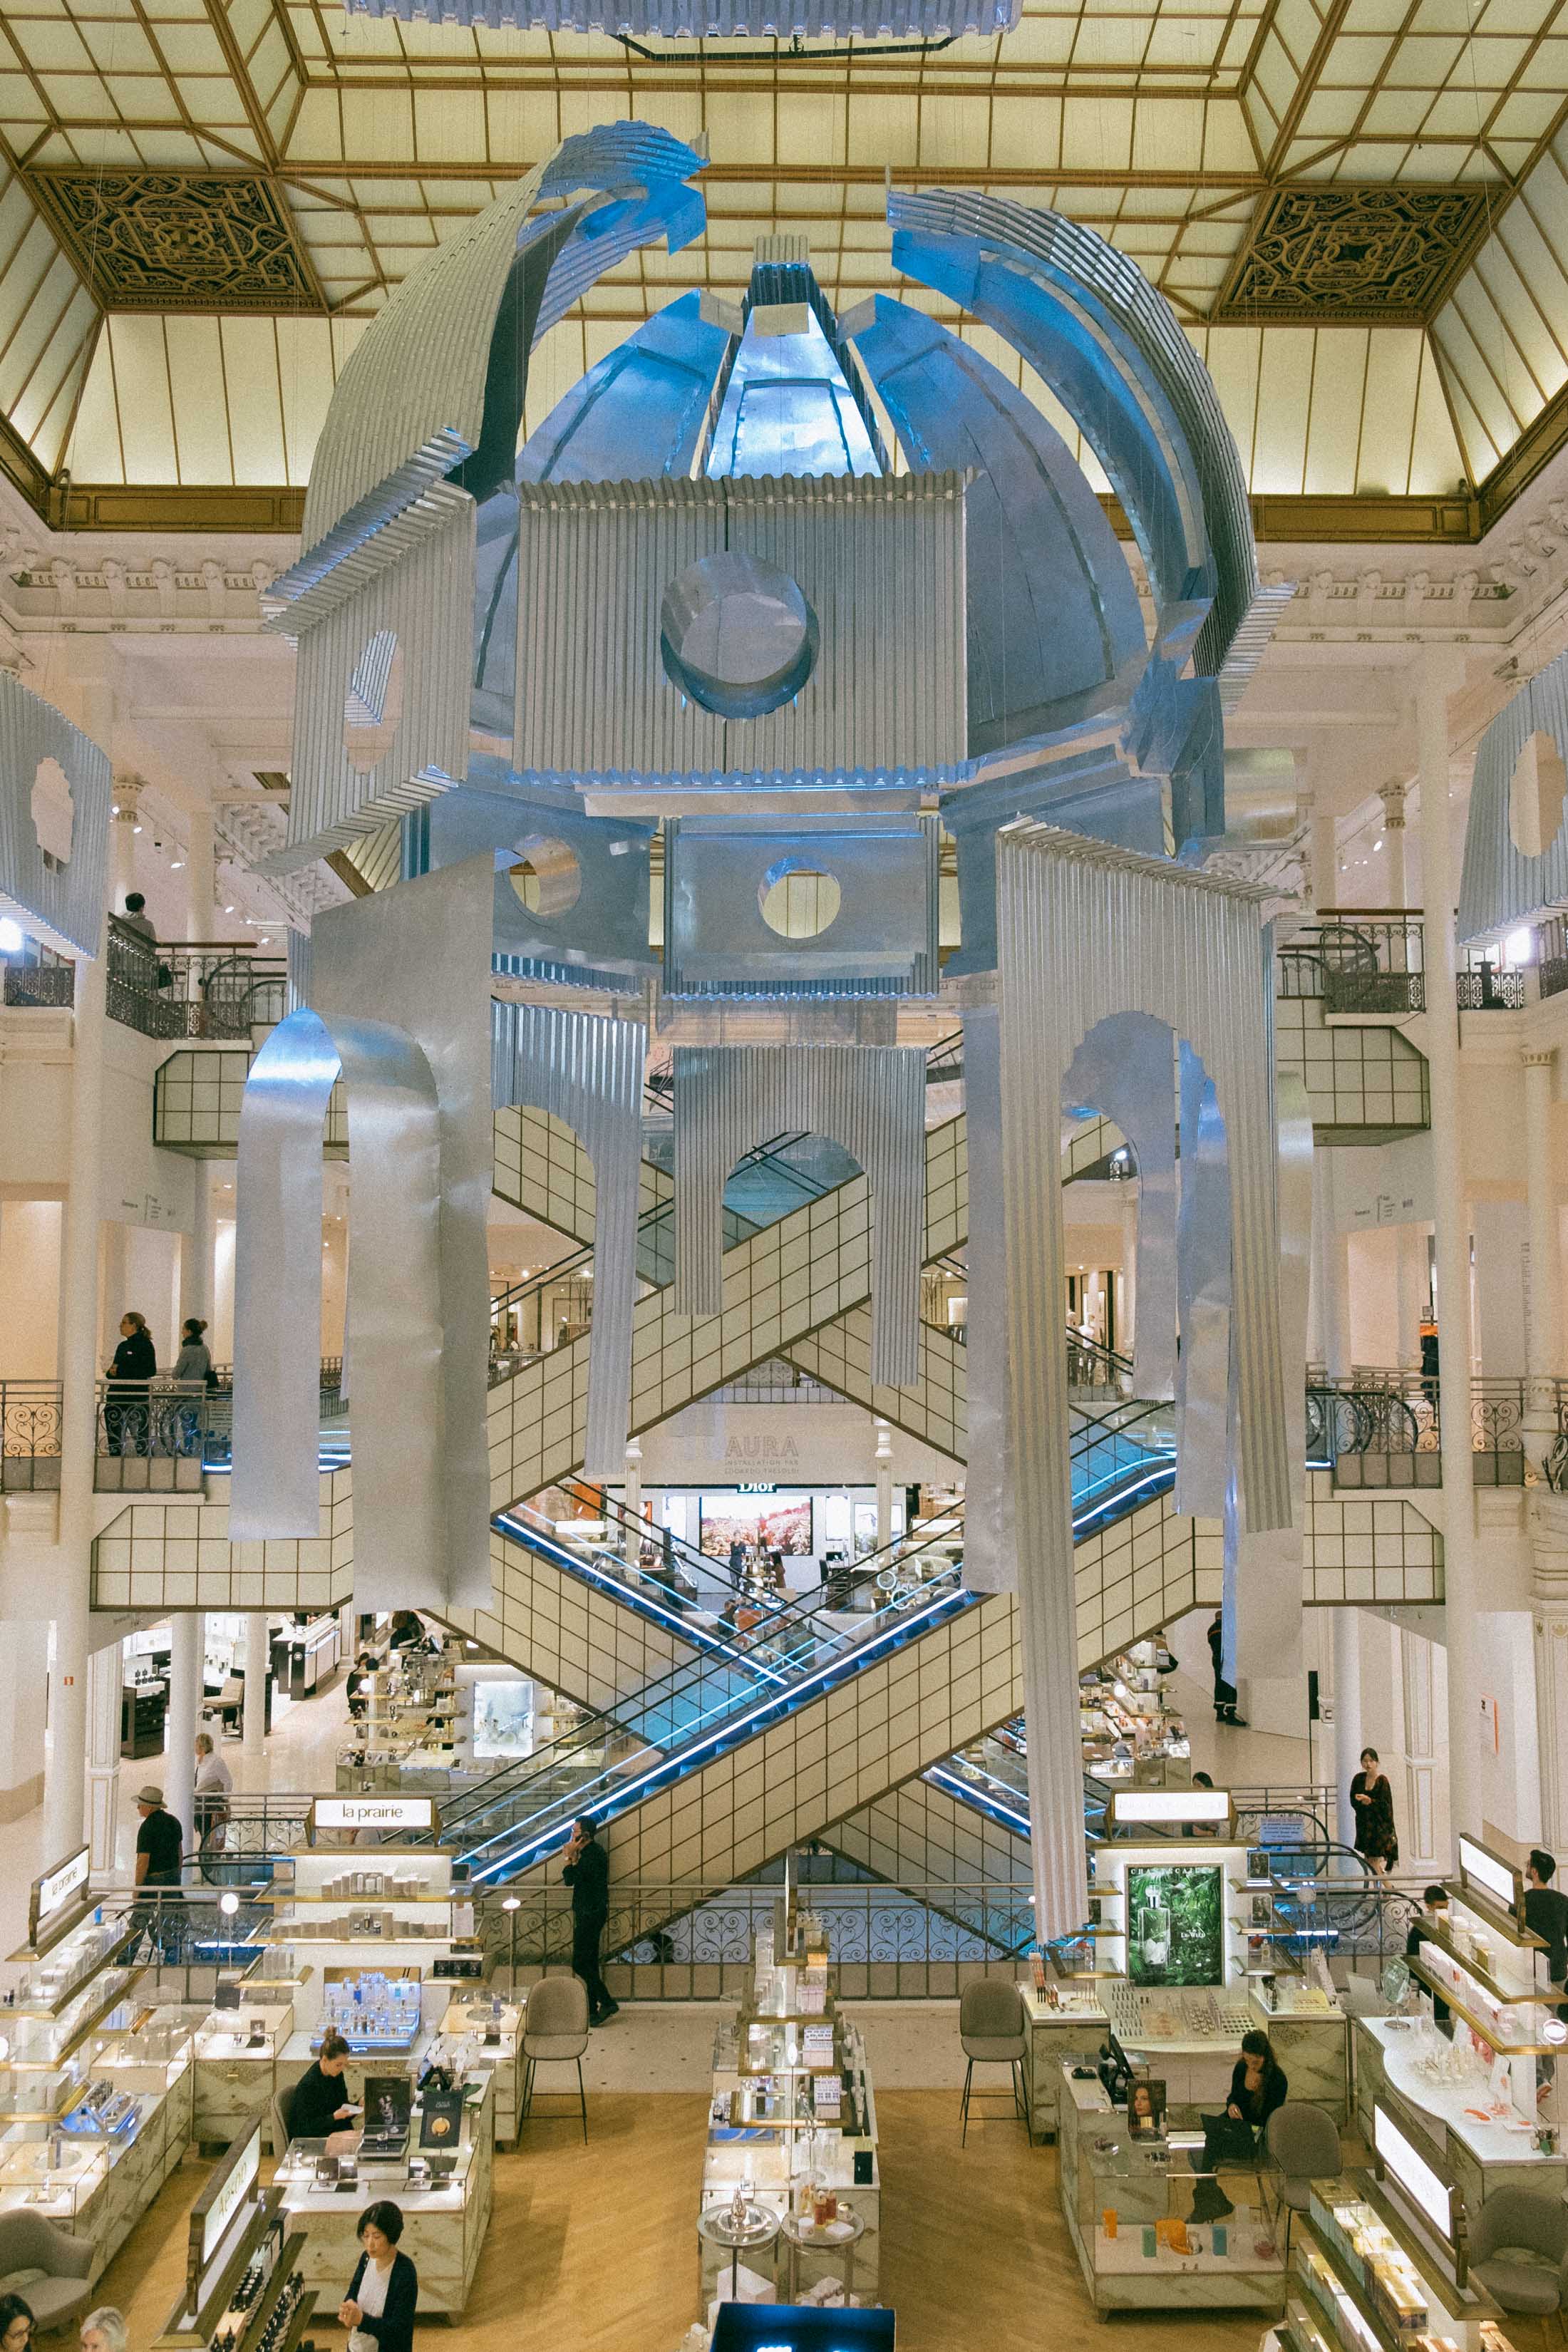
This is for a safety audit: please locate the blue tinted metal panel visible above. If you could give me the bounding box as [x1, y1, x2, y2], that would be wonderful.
[1458, 647, 1568, 942]
[849, 296, 1145, 757]
[519, 294, 731, 487]
[426, 780, 655, 986]
[0, 674, 110, 959]
[703, 298, 882, 481]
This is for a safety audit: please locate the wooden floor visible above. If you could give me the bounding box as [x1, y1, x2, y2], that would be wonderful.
[94, 2094, 1564, 2351]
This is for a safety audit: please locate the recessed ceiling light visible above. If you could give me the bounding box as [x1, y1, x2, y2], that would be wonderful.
[171, 860, 184, 870]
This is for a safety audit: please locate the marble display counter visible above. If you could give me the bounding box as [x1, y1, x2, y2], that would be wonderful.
[0, 2018, 196, 2288]
[439, 1993, 524, 2149]
[193, 2004, 295, 2152]
[273, 2071, 495, 2317]
[1057, 2067, 1287, 2318]
[1353, 2015, 1568, 2212]
[1021, 1993, 1108, 2140]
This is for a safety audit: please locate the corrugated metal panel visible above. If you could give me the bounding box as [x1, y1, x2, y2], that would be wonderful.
[889, 190, 1256, 684]
[302, 125, 706, 547]
[349, 0, 1016, 29]
[1458, 649, 1568, 944]
[273, 492, 474, 865]
[671, 1042, 925, 1386]
[0, 673, 111, 961]
[996, 821, 1286, 1939]
[515, 471, 967, 784]
[492, 1000, 646, 1474]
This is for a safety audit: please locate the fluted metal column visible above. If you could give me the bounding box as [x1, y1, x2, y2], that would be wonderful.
[1417, 644, 1482, 1845]
[1524, 1048, 1563, 1461]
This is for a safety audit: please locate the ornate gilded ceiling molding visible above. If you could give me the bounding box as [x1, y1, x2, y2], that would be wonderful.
[1214, 185, 1495, 326]
[27, 170, 324, 314]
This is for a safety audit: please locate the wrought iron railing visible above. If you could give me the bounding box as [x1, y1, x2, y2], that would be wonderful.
[1456, 957, 1526, 1011]
[1, 938, 73, 1007]
[1305, 1371, 1568, 1487]
[1277, 913, 1425, 1013]
[1538, 914, 1568, 1001]
[105, 917, 287, 1042]
[94, 1380, 220, 1490]
[0, 1378, 63, 1490]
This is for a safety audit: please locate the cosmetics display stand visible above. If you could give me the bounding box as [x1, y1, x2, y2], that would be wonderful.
[152, 2120, 314, 2352]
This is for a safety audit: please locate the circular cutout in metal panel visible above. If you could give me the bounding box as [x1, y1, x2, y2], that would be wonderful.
[659, 551, 818, 720]
[507, 835, 582, 918]
[758, 857, 841, 938]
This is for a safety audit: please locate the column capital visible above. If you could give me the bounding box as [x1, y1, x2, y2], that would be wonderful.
[1377, 779, 1408, 829]
[1524, 1047, 1557, 1069]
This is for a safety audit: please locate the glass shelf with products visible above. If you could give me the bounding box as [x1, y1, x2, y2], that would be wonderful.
[314, 1969, 423, 2054]
[0, 2055, 88, 2125]
[0, 2134, 108, 2219]
[1404, 1952, 1557, 2056]
[1295, 2175, 1516, 2352]
[5, 1914, 142, 2017]
[195, 2006, 294, 2065]
[5, 1964, 147, 2071]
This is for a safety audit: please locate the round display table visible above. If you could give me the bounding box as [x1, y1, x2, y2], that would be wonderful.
[698, 2199, 780, 2304]
[779, 2204, 865, 2305]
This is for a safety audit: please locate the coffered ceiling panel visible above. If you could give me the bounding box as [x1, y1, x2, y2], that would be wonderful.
[0, 0, 1552, 530]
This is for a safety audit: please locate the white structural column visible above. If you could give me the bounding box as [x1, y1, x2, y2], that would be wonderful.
[165, 1613, 202, 1851]
[875, 1420, 893, 1548]
[1531, 1495, 1568, 1849]
[43, 932, 107, 1860]
[1332, 1606, 1365, 1853]
[184, 803, 215, 943]
[182, 1159, 215, 1334]
[110, 778, 138, 912]
[86, 1641, 122, 1872]
[1524, 1048, 1563, 1460]
[1377, 779, 1408, 911]
[1417, 645, 1483, 1843]
[622, 1439, 643, 1569]
[244, 1611, 268, 1762]
[1311, 1147, 1351, 1382]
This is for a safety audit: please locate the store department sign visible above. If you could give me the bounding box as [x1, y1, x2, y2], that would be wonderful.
[309, 1795, 440, 1838]
[724, 1431, 800, 1468]
[28, 1843, 91, 1950]
[187, 2118, 262, 2311]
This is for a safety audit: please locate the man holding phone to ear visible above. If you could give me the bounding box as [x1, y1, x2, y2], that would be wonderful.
[562, 1816, 617, 2025]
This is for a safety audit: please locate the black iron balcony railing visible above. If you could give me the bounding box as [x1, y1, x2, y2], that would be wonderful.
[105, 917, 287, 1042]
[0, 1378, 63, 1490]
[1277, 912, 1425, 1014]
[0, 937, 73, 1007]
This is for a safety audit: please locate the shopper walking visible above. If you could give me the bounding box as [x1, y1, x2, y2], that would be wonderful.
[133, 1783, 182, 1956]
[193, 1731, 232, 1872]
[338, 2202, 417, 2352]
[104, 1311, 156, 1455]
[1349, 1746, 1399, 1874]
[1190, 2029, 1288, 2221]
[1406, 1884, 1452, 2027]
[562, 1813, 618, 2024]
[1207, 1609, 1247, 1727]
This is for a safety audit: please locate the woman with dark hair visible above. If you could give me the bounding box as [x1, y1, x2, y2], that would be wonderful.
[339, 2202, 416, 2352]
[288, 2029, 361, 2149]
[104, 1311, 155, 1455]
[1351, 1745, 1399, 1874]
[1190, 2029, 1289, 2220]
[0, 2295, 34, 2352]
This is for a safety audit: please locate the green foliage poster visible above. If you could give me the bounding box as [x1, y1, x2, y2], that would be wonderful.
[1125, 1863, 1223, 1986]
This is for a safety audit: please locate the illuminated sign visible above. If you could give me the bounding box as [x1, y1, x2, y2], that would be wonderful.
[1374, 2099, 1455, 2244]
[310, 1795, 438, 1836]
[1458, 1834, 1520, 1915]
[28, 1845, 90, 1946]
[1110, 1788, 1233, 1827]
[189, 2118, 262, 2306]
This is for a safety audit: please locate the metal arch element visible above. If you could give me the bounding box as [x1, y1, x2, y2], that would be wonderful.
[1061, 1014, 1177, 1404]
[673, 1043, 927, 1386]
[299, 125, 708, 548]
[997, 824, 1287, 1941]
[490, 1001, 646, 1475]
[0, 674, 111, 960]
[231, 1009, 448, 1618]
[847, 295, 1145, 758]
[886, 190, 1255, 681]
[1458, 646, 1568, 944]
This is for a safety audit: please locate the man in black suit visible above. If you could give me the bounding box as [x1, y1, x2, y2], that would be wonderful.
[562, 1815, 618, 2025]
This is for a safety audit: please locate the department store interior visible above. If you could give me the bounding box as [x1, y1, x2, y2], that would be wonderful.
[11, 15, 1568, 2350]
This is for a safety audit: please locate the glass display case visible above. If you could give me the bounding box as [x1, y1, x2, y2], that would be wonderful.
[195, 2005, 294, 2065]
[8, 1914, 139, 2018]
[316, 1969, 423, 2053]
[0, 2134, 108, 2219]
[1291, 2176, 1519, 2352]
[0, 2056, 87, 2125]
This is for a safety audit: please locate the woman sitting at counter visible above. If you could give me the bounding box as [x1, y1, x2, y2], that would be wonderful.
[339, 2202, 417, 2352]
[287, 2031, 361, 2152]
[1190, 2030, 1288, 2221]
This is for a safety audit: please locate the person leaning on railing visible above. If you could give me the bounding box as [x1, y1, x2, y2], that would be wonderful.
[103, 1313, 156, 1455]
[172, 1318, 214, 1456]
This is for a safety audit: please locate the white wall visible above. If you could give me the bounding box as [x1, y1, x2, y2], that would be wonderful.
[0, 1197, 61, 1376]
[1472, 1197, 1527, 1376]
[636, 1399, 956, 1490]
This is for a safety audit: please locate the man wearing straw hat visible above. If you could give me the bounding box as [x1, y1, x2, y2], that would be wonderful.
[133, 1785, 182, 1959]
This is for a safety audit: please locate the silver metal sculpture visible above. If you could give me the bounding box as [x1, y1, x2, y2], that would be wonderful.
[491, 1001, 645, 1472]
[0, 674, 110, 959]
[1458, 646, 1568, 944]
[673, 1043, 926, 1386]
[343, 0, 1018, 46]
[997, 825, 1289, 1938]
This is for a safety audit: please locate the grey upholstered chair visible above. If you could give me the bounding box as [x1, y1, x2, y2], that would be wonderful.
[521, 1973, 591, 2143]
[268, 2080, 295, 2157]
[1470, 2187, 1568, 2322]
[1264, 2101, 1343, 2257]
[0, 2212, 94, 2332]
[957, 1979, 1030, 2145]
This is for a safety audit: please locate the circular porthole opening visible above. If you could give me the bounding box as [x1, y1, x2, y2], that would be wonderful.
[660, 551, 818, 720]
[507, 835, 582, 919]
[758, 857, 841, 939]
[1509, 728, 1568, 858]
